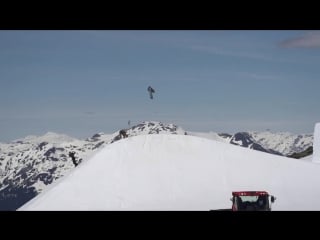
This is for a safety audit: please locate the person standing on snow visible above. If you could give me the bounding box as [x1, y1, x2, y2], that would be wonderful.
[69, 151, 78, 167]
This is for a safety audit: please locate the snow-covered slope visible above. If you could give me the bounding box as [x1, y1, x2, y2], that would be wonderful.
[249, 131, 313, 156]
[20, 134, 320, 211]
[0, 131, 115, 210]
[229, 132, 282, 155]
[313, 123, 320, 163]
[187, 130, 313, 157]
[1, 121, 315, 210]
[0, 121, 186, 210]
[187, 131, 228, 143]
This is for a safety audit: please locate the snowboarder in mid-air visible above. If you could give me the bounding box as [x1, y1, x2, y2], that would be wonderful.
[147, 86, 155, 99]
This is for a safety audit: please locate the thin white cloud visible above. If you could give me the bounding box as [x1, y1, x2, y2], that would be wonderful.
[237, 72, 281, 81]
[190, 45, 264, 59]
[280, 31, 320, 48]
[189, 45, 290, 63]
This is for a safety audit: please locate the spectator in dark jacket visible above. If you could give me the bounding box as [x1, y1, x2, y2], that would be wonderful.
[69, 151, 78, 167]
[119, 129, 128, 139]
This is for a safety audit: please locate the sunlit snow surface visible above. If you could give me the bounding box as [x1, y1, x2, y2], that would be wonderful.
[20, 134, 320, 211]
[313, 123, 320, 163]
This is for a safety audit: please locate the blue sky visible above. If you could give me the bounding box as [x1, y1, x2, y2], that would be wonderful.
[1, 30, 320, 142]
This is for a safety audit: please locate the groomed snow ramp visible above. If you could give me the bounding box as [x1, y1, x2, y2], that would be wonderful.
[20, 134, 320, 210]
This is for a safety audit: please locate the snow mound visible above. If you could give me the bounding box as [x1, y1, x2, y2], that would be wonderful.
[19, 134, 320, 211]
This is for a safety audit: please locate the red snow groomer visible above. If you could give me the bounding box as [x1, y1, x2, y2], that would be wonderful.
[231, 191, 276, 211]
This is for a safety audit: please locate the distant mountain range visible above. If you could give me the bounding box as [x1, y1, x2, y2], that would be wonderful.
[0, 121, 313, 210]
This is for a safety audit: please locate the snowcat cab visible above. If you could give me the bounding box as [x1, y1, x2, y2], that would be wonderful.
[231, 191, 276, 211]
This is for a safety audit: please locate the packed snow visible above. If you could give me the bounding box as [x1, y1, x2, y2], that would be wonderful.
[313, 123, 320, 163]
[20, 134, 320, 211]
[0, 121, 191, 210]
[187, 131, 229, 143]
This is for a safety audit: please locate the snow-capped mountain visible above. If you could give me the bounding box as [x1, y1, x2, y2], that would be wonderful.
[249, 131, 313, 156]
[0, 121, 185, 210]
[229, 132, 282, 155]
[0, 121, 314, 210]
[188, 131, 313, 157]
[110, 121, 186, 143]
[0, 132, 111, 210]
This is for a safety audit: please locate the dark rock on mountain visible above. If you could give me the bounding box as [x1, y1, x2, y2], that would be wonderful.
[230, 132, 282, 155]
[218, 133, 232, 139]
[287, 146, 313, 159]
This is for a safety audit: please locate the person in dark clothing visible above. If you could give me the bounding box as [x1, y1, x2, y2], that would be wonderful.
[119, 129, 128, 139]
[69, 151, 78, 167]
[147, 86, 155, 99]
